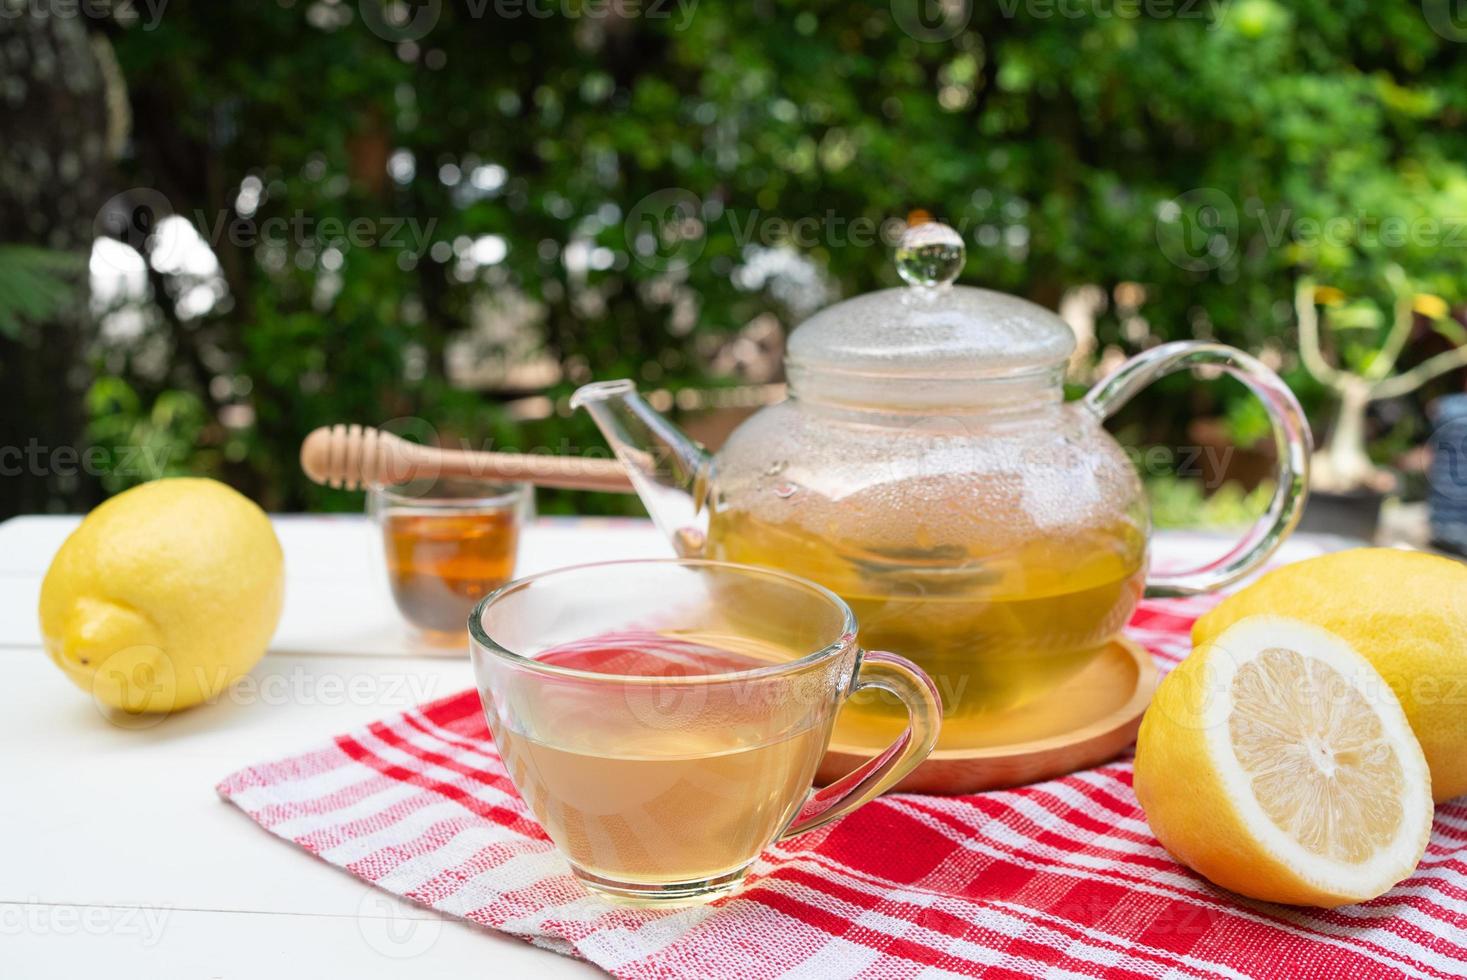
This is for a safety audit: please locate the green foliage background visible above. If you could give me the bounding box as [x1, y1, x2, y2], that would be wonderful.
[29, 0, 1467, 515]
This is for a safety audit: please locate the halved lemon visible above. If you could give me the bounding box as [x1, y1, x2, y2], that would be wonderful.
[1134, 615, 1432, 907]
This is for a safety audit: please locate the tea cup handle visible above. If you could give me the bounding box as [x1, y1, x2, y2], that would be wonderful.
[779, 650, 942, 839]
[1082, 341, 1313, 597]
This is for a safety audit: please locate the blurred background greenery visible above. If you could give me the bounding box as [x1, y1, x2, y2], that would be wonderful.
[3, 0, 1466, 525]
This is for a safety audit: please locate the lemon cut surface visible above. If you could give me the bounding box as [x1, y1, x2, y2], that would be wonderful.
[1135, 616, 1431, 907]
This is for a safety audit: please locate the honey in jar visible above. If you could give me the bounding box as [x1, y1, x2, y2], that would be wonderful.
[370, 479, 527, 636]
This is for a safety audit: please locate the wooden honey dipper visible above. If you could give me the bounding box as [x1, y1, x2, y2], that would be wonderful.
[300, 424, 636, 493]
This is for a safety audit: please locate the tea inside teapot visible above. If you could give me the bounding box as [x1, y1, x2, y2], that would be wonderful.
[701, 397, 1150, 751]
[709, 519, 1144, 744]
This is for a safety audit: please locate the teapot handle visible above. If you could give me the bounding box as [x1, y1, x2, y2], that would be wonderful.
[1082, 341, 1312, 598]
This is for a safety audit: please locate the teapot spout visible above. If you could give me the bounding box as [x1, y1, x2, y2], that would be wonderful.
[570, 380, 713, 556]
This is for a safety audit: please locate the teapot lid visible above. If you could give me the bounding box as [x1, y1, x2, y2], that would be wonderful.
[785, 222, 1075, 404]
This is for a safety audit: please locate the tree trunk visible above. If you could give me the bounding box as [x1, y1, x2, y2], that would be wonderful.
[1315, 381, 1379, 493]
[0, 13, 116, 517]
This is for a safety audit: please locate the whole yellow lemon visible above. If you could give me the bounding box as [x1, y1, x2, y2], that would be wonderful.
[39, 478, 284, 714]
[1193, 548, 1467, 802]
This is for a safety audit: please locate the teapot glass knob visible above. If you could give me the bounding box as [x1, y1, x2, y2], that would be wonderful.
[896, 221, 965, 289]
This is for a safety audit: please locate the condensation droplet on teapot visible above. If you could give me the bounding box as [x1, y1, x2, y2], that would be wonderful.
[895, 221, 965, 289]
[772, 481, 800, 499]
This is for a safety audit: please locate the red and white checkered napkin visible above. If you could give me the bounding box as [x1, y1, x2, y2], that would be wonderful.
[218, 594, 1467, 980]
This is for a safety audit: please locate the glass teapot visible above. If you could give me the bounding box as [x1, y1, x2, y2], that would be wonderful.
[572, 222, 1311, 752]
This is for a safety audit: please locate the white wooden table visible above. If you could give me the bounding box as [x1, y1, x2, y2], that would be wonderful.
[0, 514, 1346, 978]
[0, 514, 675, 980]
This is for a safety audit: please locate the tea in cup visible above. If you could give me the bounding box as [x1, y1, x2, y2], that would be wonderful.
[469, 559, 942, 904]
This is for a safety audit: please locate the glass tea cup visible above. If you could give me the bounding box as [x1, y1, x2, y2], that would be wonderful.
[469, 558, 942, 905]
[368, 477, 531, 642]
